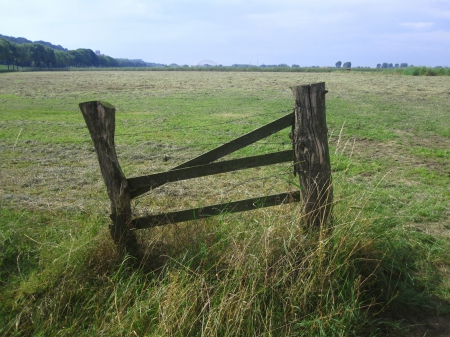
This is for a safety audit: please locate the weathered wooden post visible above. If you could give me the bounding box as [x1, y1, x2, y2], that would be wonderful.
[79, 101, 138, 255]
[291, 83, 333, 228]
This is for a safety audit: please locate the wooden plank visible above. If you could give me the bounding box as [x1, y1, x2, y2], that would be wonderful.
[132, 191, 301, 229]
[129, 150, 293, 198]
[174, 112, 293, 169]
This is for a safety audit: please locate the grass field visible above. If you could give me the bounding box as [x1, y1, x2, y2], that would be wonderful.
[1, 70, 450, 336]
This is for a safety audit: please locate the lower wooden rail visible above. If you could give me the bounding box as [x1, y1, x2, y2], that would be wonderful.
[131, 191, 300, 229]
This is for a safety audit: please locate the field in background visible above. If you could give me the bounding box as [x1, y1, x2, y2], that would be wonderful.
[1, 71, 450, 336]
[2, 64, 450, 75]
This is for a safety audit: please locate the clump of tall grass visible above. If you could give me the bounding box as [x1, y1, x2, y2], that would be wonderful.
[1, 187, 447, 336]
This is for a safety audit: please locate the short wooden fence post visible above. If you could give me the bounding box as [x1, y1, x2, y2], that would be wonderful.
[291, 83, 333, 228]
[79, 101, 137, 255]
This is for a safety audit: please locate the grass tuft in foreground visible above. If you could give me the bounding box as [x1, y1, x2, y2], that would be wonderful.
[1, 187, 448, 336]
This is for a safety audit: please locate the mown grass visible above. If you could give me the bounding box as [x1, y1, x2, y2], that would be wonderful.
[1, 71, 450, 336]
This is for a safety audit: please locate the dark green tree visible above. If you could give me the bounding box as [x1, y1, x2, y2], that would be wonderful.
[68, 49, 100, 67]
[0, 40, 18, 70]
[335, 61, 342, 68]
[55, 50, 74, 68]
[47, 48, 56, 68]
[30, 44, 48, 67]
[16, 44, 32, 68]
[0, 40, 10, 69]
[98, 55, 119, 67]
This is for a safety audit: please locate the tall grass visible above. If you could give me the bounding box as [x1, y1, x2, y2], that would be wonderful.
[1, 175, 448, 336]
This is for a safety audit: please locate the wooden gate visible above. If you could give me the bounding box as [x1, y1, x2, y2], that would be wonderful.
[79, 82, 332, 253]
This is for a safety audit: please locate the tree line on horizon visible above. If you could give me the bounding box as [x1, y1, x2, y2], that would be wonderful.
[377, 62, 409, 69]
[0, 36, 163, 69]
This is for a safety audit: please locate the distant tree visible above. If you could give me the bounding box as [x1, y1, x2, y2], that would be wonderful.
[400, 63, 408, 68]
[335, 61, 342, 68]
[34, 40, 68, 52]
[381, 63, 388, 68]
[394, 63, 399, 68]
[0, 40, 7, 65]
[292, 64, 300, 68]
[55, 50, 74, 68]
[146, 62, 166, 67]
[0, 40, 13, 69]
[388, 63, 393, 68]
[68, 49, 100, 67]
[342, 62, 351, 68]
[5, 40, 18, 70]
[116, 58, 147, 67]
[44, 48, 56, 68]
[231, 64, 252, 68]
[99, 55, 118, 67]
[30, 44, 49, 68]
[376, 64, 381, 68]
[0, 34, 33, 45]
[16, 44, 32, 68]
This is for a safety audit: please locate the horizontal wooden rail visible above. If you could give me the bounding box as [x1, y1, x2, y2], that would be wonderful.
[133, 112, 293, 194]
[174, 112, 293, 169]
[129, 150, 293, 198]
[132, 191, 300, 229]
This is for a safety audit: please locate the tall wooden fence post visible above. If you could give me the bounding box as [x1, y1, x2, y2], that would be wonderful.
[291, 83, 333, 228]
[79, 101, 137, 255]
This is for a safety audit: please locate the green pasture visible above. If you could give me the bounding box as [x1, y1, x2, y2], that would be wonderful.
[1, 70, 450, 336]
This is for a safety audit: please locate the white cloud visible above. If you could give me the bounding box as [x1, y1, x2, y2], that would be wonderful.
[400, 22, 435, 29]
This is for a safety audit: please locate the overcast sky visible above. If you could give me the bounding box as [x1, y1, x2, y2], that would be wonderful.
[1, 0, 449, 67]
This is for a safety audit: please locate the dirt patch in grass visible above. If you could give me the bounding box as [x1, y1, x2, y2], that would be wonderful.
[349, 136, 450, 178]
[411, 222, 450, 239]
